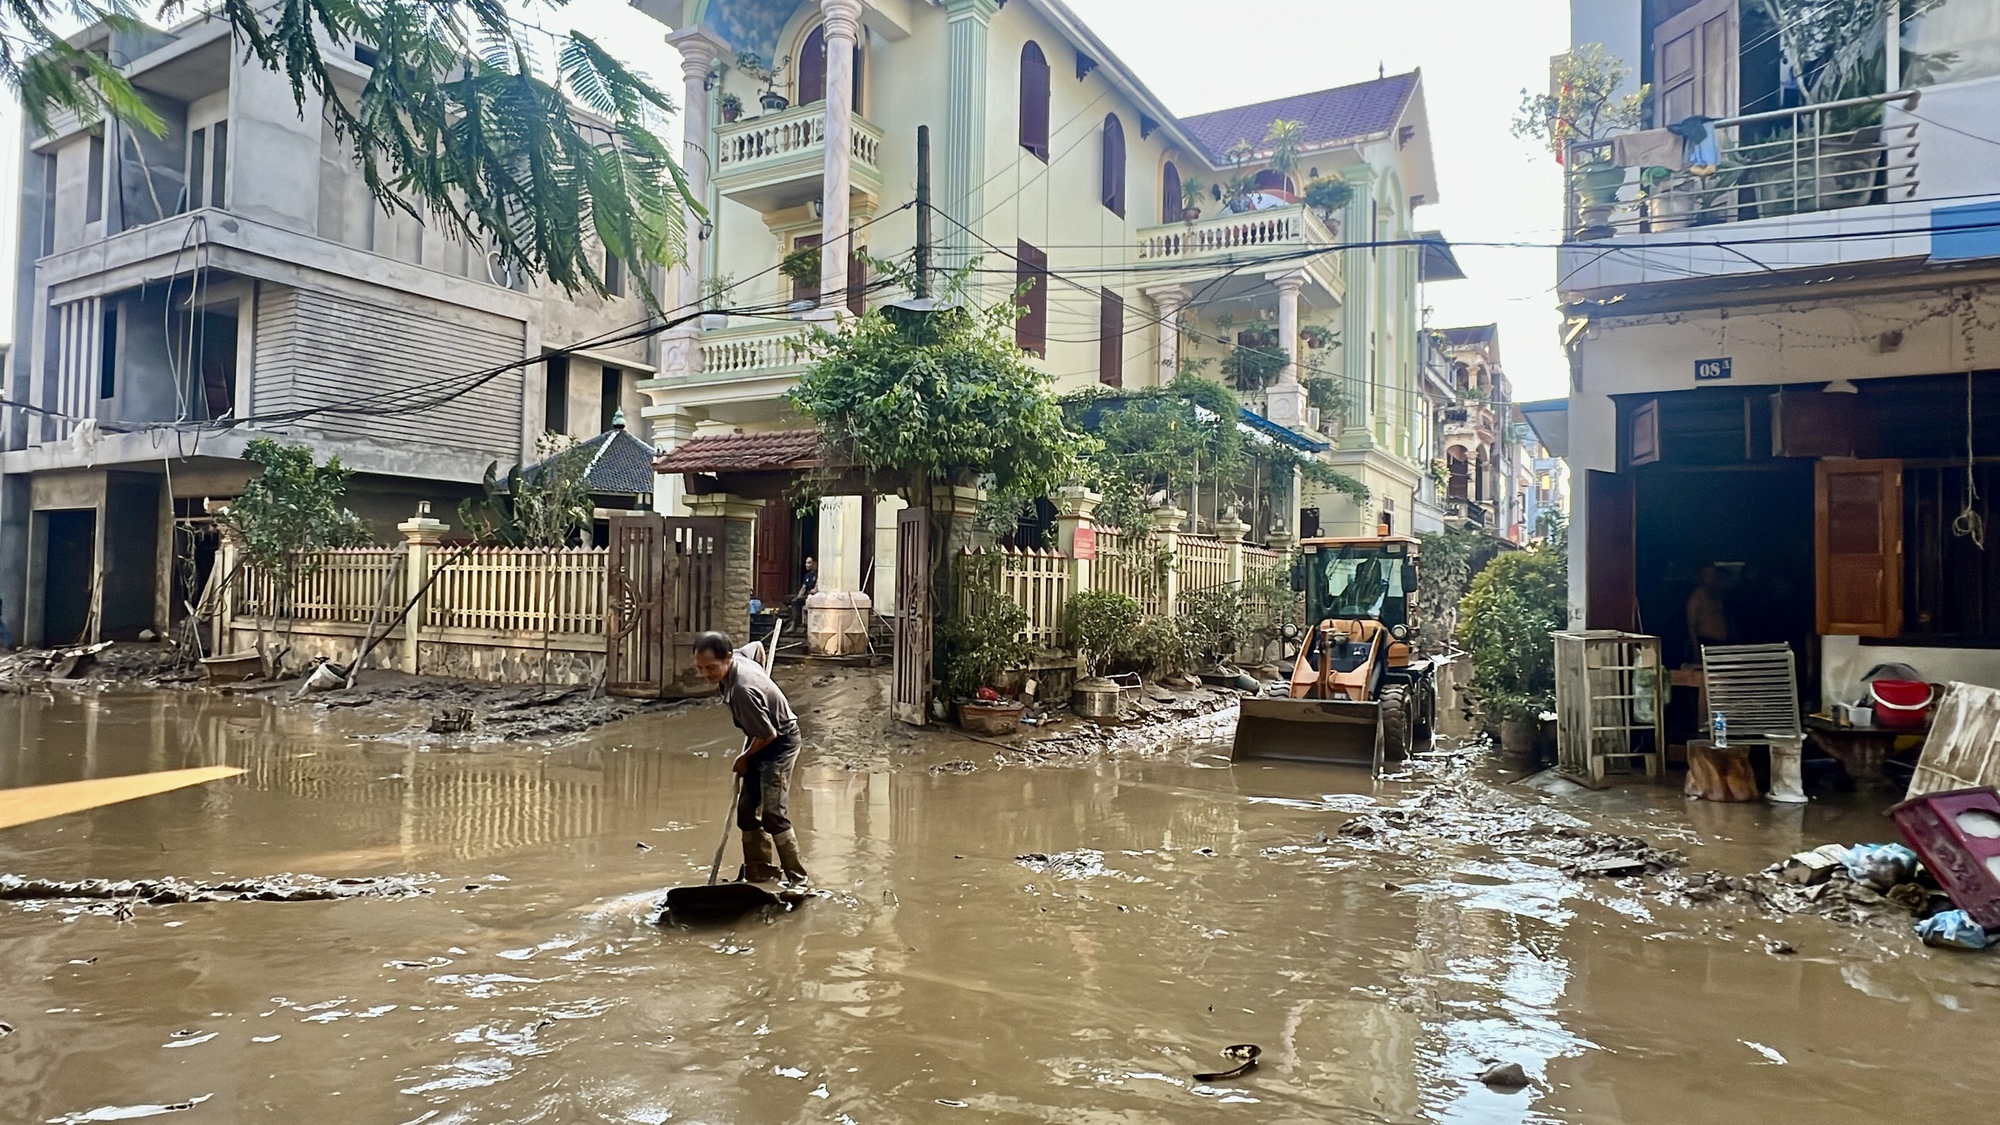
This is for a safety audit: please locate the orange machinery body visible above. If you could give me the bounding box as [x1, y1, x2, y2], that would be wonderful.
[1287, 619, 1417, 701]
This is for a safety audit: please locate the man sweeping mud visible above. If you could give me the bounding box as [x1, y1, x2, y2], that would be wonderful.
[693, 632, 808, 886]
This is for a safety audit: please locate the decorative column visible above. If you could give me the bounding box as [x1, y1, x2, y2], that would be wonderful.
[1056, 485, 1100, 597]
[1146, 285, 1189, 386]
[819, 0, 864, 307]
[397, 502, 449, 674]
[1150, 505, 1184, 616]
[1266, 272, 1310, 429]
[665, 28, 726, 368]
[647, 405, 702, 516]
[685, 492, 764, 645]
[1340, 168, 1373, 443]
[940, 0, 999, 283]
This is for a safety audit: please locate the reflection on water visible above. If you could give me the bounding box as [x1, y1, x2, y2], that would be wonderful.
[0, 686, 1992, 1124]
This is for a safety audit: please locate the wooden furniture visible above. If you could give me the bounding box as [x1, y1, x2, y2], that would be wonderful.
[1554, 631, 1666, 786]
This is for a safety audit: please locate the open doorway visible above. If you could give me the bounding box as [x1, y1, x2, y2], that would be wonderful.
[42, 509, 96, 646]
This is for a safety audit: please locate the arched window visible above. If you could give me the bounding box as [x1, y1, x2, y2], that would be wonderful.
[1101, 113, 1126, 217]
[1161, 161, 1182, 222]
[798, 24, 864, 111]
[1019, 42, 1050, 160]
[1254, 168, 1288, 194]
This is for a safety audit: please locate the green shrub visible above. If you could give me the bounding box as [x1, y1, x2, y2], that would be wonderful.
[939, 596, 1032, 701]
[1064, 590, 1142, 678]
[1456, 540, 1568, 722]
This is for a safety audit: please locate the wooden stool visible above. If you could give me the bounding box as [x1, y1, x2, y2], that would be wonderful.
[1685, 740, 1759, 802]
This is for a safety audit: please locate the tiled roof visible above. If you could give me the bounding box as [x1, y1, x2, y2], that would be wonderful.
[524, 428, 659, 497]
[1416, 231, 1466, 282]
[1181, 72, 1420, 163]
[652, 429, 823, 474]
[1439, 324, 1499, 348]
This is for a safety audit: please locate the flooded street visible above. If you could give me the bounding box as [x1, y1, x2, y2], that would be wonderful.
[0, 675, 1993, 1123]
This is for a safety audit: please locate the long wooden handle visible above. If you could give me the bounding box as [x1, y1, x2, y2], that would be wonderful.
[708, 772, 743, 886]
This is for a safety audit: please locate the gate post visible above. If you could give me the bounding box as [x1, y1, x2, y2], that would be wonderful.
[1217, 511, 1250, 586]
[1056, 485, 1100, 596]
[685, 493, 763, 645]
[1150, 505, 1185, 615]
[397, 503, 450, 673]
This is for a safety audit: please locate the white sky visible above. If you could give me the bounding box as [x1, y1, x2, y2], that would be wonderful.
[0, 0, 1572, 400]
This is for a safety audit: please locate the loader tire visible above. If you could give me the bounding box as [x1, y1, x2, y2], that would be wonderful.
[1380, 686, 1412, 762]
[1412, 678, 1437, 741]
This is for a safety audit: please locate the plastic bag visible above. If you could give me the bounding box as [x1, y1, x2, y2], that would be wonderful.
[1845, 843, 1919, 891]
[1917, 909, 1989, 951]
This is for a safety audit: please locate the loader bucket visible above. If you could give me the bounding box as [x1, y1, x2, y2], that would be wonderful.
[1232, 696, 1384, 768]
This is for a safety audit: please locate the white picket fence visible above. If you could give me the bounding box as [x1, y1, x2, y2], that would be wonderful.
[233, 549, 406, 624]
[425, 548, 608, 636]
[986, 547, 1070, 649]
[1176, 535, 1231, 608]
[1092, 529, 1164, 617]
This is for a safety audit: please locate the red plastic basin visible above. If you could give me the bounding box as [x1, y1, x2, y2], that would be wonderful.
[1870, 679, 1934, 730]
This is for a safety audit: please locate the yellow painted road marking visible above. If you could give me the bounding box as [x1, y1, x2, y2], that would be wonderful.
[0, 767, 246, 830]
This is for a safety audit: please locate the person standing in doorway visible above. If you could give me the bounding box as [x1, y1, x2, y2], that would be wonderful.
[693, 631, 808, 885]
[1685, 564, 1733, 659]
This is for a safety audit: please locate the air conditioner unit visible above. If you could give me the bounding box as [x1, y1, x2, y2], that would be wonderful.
[1306, 407, 1322, 432]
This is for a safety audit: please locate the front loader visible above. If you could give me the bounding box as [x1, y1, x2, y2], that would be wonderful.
[1232, 535, 1439, 771]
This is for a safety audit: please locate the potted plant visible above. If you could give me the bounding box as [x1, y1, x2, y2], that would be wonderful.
[1222, 140, 1259, 213]
[1065, 589, 1142, 718]
[1510, 44, 1648, 238]
[1179, 176, 1205, 223]
[699, 273, 735, 331]
[942, 595, 1034, 734]
[718, 91, 743, 124]
[1302, 176, 1352, 225]
[1264, 118, 1305, 198]
[1456, 528, 1567, 770]
[737, 50, 791, 112]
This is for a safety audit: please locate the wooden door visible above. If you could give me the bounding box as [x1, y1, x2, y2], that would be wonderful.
[1654, 0, 1737, 125]
[606, 512, 667, 698]
[1585, 470, 1638, 632]
[893, 507, 932, 726]
[1817, 459, 1902, 637]
[754, 502, 792, 607]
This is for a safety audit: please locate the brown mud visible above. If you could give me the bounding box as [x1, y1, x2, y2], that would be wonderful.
[0, 668, 1994, 1123]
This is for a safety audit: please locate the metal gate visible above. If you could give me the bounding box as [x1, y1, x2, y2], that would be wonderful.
[606, 513, 725, 699]
[892, 507, 931, 725]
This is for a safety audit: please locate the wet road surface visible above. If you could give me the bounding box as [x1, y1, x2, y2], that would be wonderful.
[0, 677, 1994, 1123]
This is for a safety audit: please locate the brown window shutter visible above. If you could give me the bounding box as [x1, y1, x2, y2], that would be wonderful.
[1161, 161, 1181, 224]
[1015, 241, 1047, 357]
[847, 246, 866, 316]
[1099, 288, 1123, 386]
[1102, 114, 1126, 217]
[1020, 44, 1050, 160]
[1817, 458, 1903, 637]
[791, 233, 822, 306]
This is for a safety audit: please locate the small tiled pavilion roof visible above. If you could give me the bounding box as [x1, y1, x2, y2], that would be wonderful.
[1182, 71, 1420, 161]
[652, 429, 824, 475]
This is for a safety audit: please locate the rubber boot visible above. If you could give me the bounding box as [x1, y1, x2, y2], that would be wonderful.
[741, 830, 783, 884]
[773, 830, 809, 885]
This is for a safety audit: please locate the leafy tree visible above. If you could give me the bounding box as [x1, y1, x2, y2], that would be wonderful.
[790, 301, 1086, 506]
[458, 443, 594, 548]
[215, 439, 370, 672]
[1064, 589, 1142, 678]
[15, 1, 691, 300]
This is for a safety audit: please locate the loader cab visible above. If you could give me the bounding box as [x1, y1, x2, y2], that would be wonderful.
[1299, 536, 1420, 641]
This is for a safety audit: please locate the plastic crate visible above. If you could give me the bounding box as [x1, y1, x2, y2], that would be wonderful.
[1890, 787, 2000, 930]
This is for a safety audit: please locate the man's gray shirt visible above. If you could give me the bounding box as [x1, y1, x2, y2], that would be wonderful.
[722, 647, 799, 747]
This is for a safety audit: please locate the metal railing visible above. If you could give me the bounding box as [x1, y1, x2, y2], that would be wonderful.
[1565, 91, 1921, 240]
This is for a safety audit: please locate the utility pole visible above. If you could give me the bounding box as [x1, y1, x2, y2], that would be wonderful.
[915, 125, 932, 299]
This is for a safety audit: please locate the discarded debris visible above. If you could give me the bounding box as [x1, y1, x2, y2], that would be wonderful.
[930, 759, 979, 775]
[1193, 1043, 1261, 1083]
[1780, 845, 1851, 886]
[1845, 843, 1919, 891]
[1014, 851, 1110, 879]
[427, 705, 477, 734]
[1477, 1061, 1530, 1089]
[0, 873, 431, 906]
[1917, 909, 1990, 950]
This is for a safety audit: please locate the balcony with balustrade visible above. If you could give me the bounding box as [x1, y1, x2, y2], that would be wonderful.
[1135, 204, 1344, 301]
[712, 103, 886, 213]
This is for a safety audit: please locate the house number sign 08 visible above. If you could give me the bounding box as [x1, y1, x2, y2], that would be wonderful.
[1695, 357, 1733, 381]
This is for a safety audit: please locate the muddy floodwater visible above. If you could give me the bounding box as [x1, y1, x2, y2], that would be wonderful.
[0, 675, 1994, 1123]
